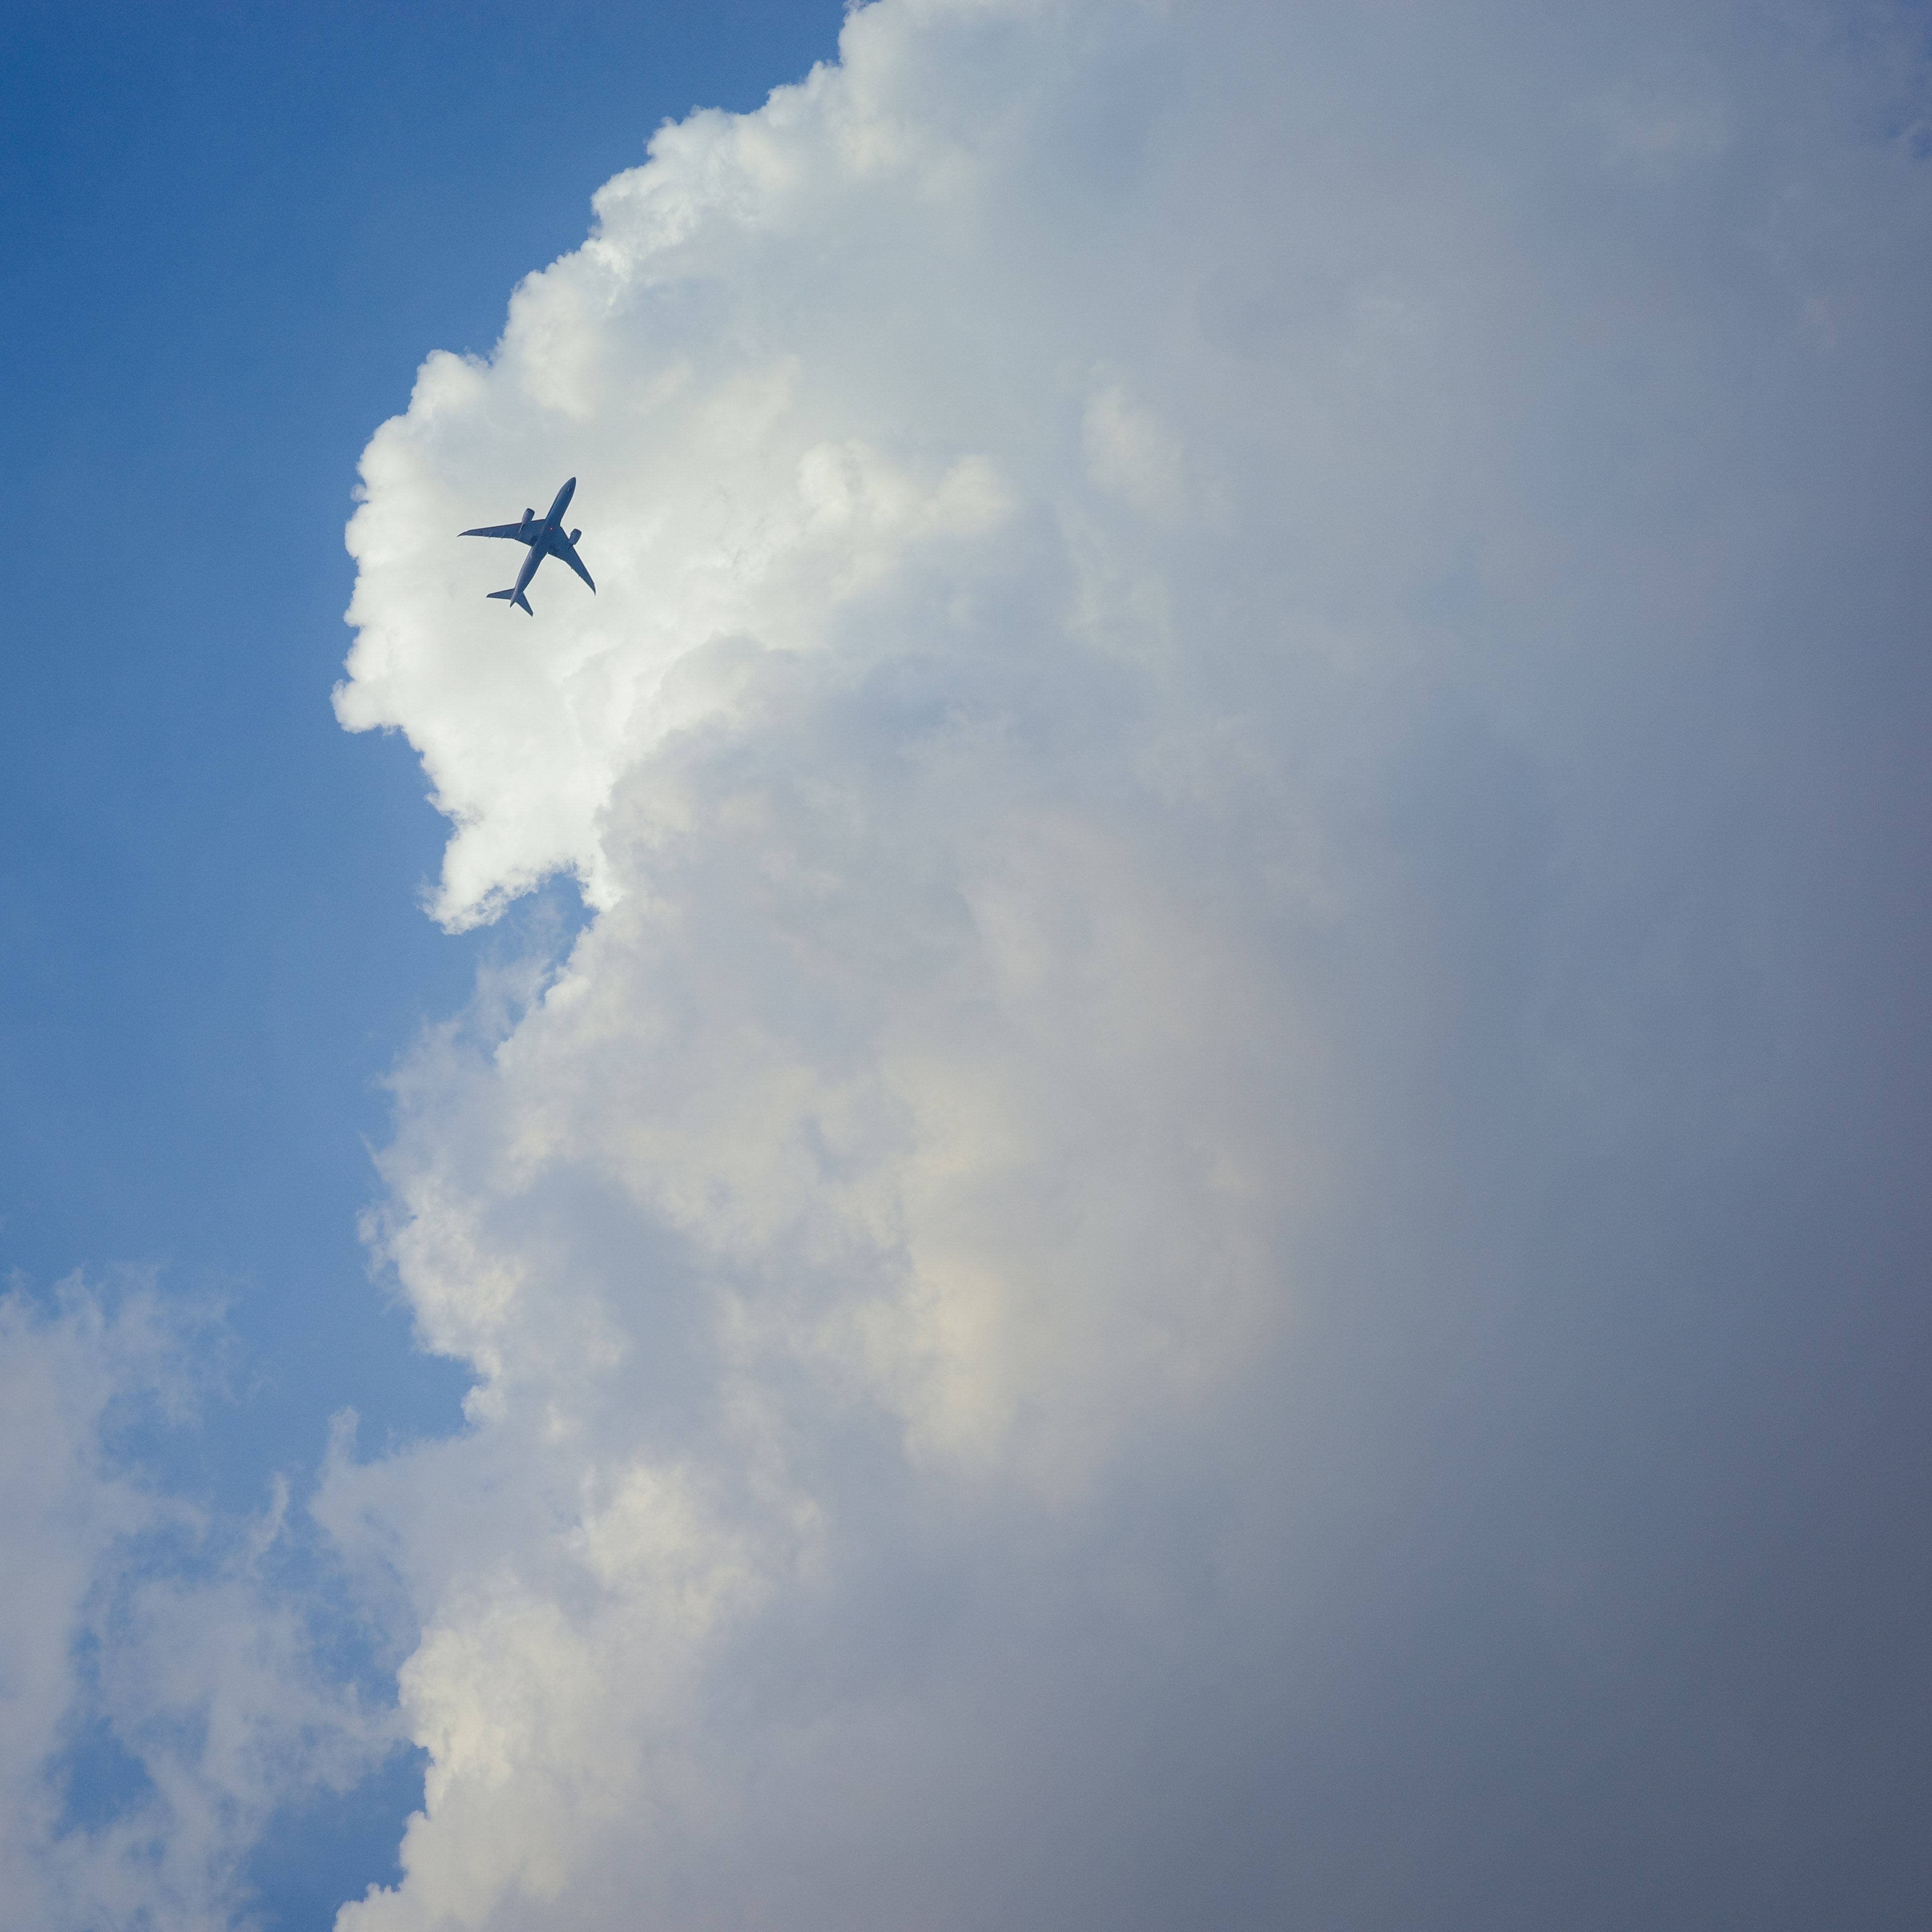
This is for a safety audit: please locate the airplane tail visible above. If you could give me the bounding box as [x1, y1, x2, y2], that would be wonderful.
[487, 588, 534, 615]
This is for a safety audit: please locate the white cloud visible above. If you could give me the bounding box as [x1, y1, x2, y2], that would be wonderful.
[324, 2, 1932, 1927]
[0, 1283, 395, 1931]
[0, 1281, 162, 1929]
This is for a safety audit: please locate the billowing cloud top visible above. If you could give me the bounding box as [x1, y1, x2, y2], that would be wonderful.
[328, 0, 1932, 1925]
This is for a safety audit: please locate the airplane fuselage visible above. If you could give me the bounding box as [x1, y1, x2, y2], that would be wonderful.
[511, 478, 577, 596]
[461, 476, 594, 614]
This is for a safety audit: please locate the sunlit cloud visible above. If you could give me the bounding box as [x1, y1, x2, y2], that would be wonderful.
[8, 2, 1929, 1926]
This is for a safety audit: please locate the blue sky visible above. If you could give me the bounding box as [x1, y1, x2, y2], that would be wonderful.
[5, 4, 1932, 1929]
[1, 5, 842, 1921]
[0, 0, 843, 1485]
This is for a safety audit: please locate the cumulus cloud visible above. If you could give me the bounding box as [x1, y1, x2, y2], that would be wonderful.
[327, 2, 1932, 1927]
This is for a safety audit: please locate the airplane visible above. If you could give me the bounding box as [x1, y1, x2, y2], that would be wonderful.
[460, 477, 595, 614]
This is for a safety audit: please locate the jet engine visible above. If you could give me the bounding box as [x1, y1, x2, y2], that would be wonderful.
[569, 529, 581, 544]
[523, 508, 534, 524]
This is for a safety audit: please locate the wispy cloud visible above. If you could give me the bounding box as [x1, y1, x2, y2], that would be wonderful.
[1, 1281, 399, 1929]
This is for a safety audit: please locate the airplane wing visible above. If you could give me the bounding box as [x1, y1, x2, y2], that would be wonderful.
[546, 529, 597, 592]
[460, 523, 539, 544]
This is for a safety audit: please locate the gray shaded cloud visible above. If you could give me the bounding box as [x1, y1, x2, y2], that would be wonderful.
[312, 0, 1932, 1924]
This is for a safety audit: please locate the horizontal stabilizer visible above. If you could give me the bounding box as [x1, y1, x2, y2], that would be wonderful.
[486, 588, 535, 614]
